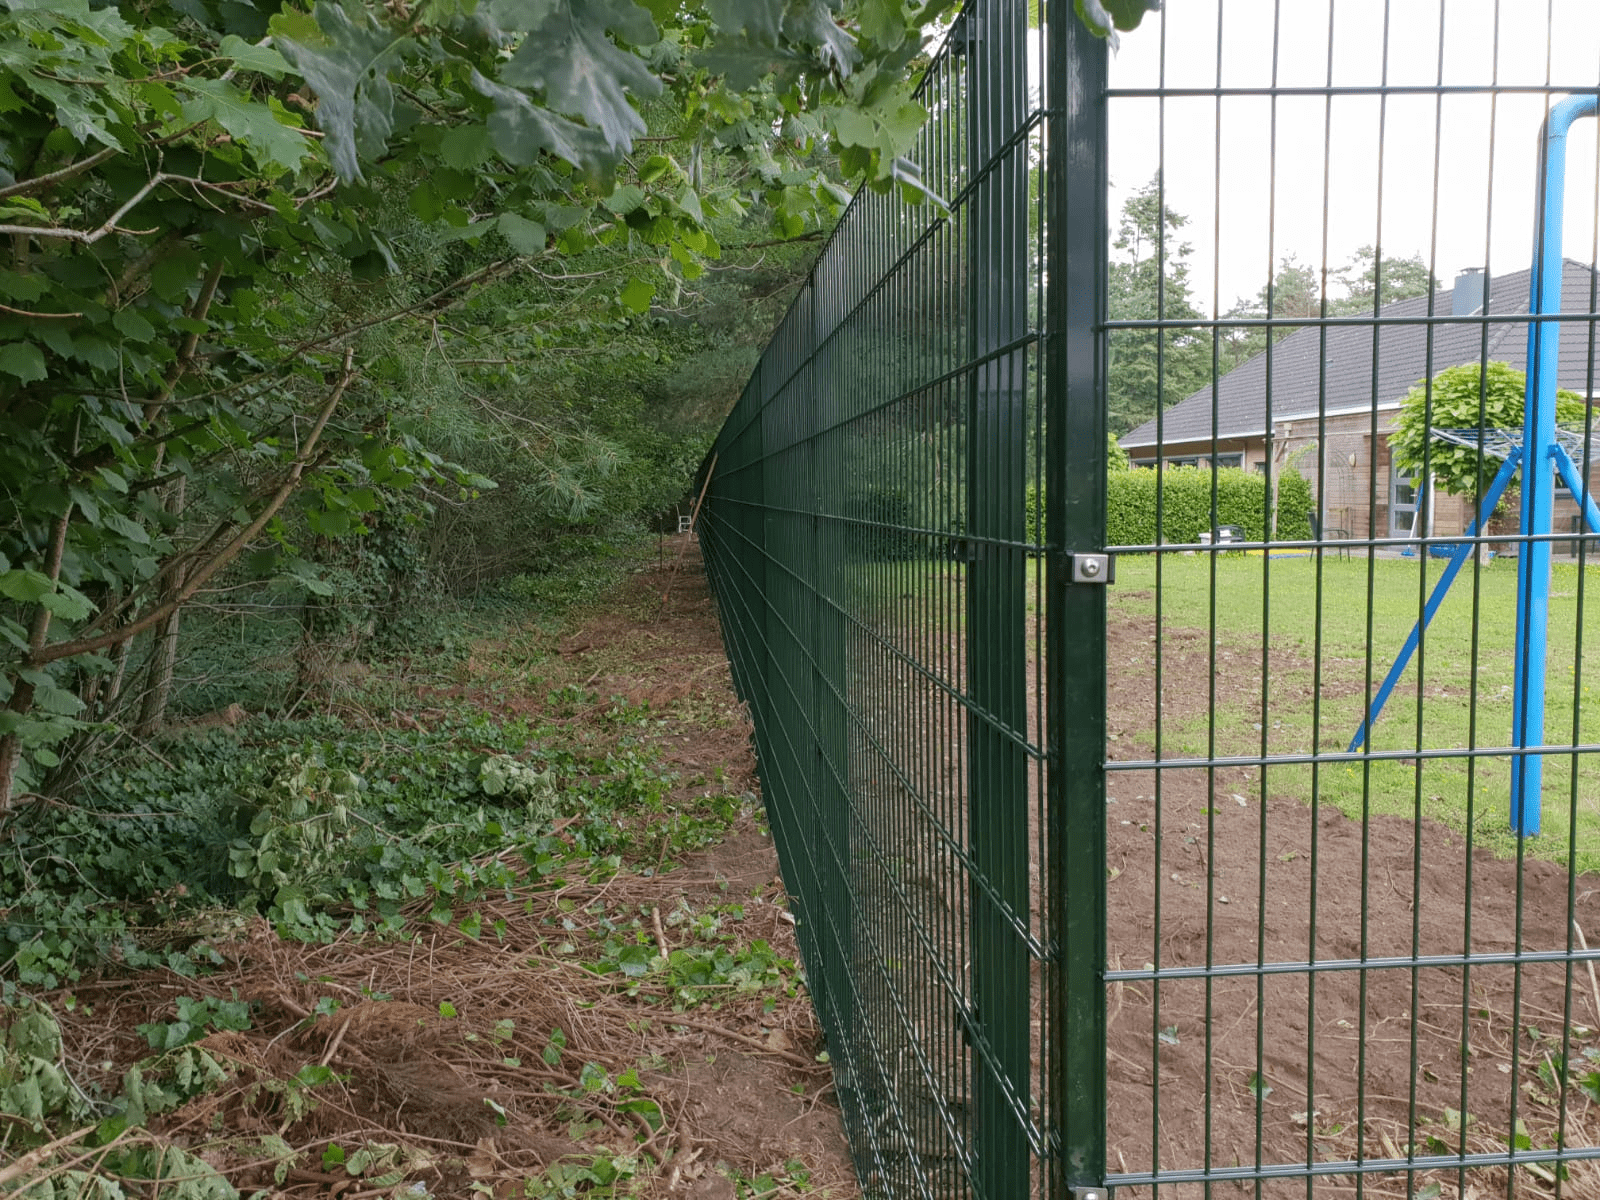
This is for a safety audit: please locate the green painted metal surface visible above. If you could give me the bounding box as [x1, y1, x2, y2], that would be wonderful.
[699, 3, 1107, 1194]
[701, 4, 1600, 1198]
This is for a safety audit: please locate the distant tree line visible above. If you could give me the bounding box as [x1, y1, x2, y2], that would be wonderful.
[1107, 174, 1441, 435]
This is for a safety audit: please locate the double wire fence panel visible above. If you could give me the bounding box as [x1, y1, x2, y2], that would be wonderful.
[701, 1, 1600, 1197]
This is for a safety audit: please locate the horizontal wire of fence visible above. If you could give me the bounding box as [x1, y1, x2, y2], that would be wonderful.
[698, 2, 1108, 1196]
[705, 2, 1600, 1199]
[1104, 3, 1600, 1197]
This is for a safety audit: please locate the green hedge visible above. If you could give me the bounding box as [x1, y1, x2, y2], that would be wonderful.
[1275, 470, 1314, 542]
[1027, 466, 1315, 546]
[1106, 466, 1266, 545]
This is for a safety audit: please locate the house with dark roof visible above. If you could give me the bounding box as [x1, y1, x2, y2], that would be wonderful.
[1118, 263, 1600, 543]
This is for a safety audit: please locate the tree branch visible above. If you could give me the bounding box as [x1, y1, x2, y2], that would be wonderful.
[0, 173, 172, 244]
[144, 259, 225, 423]
[281, 259, 515, 358]
[0, 147, 120, 200]
[33, 350, 358, 668]
[0, 303, 82, 318]
[0, 507, 73, 815]
[0, 172, 286, 243]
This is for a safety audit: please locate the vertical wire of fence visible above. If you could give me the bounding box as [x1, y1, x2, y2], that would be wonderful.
[706, 2, 1600, 1197]
[1102, 2, 1600, 1197]
[698, 1, 1109, 1195]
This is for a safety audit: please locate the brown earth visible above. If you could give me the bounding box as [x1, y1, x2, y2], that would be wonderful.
[30, 544, 1600, 1200]
[32, 538, 861, 1200]
[1104, 607, 1600, 1199]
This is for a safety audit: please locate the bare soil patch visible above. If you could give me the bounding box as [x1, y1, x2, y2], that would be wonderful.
[1103, 609, 1600, 1198]
[30, 539, 858, 1200]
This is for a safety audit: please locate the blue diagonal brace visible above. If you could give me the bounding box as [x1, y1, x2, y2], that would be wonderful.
[1348, 448, 1522, 754]
[1549, 443, 1600, 541]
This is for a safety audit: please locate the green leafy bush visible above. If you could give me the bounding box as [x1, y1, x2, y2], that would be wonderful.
[1031, 465, 1312, 547]
[1107, 431, 1132, 472]
[1389, 361, 1586, 498]
[0, 707, 730, 983]
[1275, 470, 1314, 541]
[1, 1000, 243, 1199]
[1105, 466, 1268, 546]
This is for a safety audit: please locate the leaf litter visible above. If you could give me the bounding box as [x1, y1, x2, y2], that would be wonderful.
[17, 537, 857, 1199]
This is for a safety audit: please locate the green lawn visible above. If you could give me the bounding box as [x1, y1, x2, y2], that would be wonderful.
[1110, 553, 1600, 873]
[835, 549, 1600, 870]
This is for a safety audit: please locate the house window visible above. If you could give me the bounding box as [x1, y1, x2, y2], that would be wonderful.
[1215, 453, 1243, 468]
[1170, 456, 1200, 468]
[1390, 463, 1420, 538]
[1253, 461, 1268, 475]
[1131, 458, 1156, 469]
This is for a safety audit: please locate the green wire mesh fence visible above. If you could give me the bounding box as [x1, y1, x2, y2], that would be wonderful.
[701, 5, 1106, 1194]
[700, 2, 1600, 1197]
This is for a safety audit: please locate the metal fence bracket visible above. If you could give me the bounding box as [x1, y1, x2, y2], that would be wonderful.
[1068, 553, 1115, 585]
[1068, 1188, 1109, 1200]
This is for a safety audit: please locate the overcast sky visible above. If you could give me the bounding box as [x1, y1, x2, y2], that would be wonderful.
[1102, 0, 1600, 316]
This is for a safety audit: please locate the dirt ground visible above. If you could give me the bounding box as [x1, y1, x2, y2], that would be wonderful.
[37, 538, 862, 1200]
[35, 540, 1600, 1200]
[1103, 604, 1600, 1199]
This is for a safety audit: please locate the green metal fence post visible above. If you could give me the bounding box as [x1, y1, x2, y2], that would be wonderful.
[965, 1, 1032, 1195]
[808, 282, 857, 1077]
[1046, 8, 1108, 1194]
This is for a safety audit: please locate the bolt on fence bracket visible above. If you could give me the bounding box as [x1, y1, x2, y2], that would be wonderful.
[947, 536, 984, 564]
[1066, 553, 1116, 585]
[1069, 1188, 1110, 1200]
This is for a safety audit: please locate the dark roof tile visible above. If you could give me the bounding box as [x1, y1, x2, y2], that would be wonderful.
[1119, 263, 1600, 450]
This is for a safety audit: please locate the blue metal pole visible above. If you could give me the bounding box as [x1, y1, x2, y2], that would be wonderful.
[1348, 450, 1521, 753]
[1509, 93, 1599, 837]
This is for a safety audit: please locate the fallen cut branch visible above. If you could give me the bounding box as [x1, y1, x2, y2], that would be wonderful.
[0, 1123, 99, 1188]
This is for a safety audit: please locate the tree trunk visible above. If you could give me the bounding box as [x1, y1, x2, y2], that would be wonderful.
[136, 478, 187, 735]
[103, 618, 131, 711]
[0, 510, 71, 817]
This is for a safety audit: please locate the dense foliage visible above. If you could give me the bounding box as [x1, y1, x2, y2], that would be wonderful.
[1104, 466, 1269, 546]
[0, 0, 987, 811]
[1389, 361, 1587, 498]
[1276, 468, 1313, 542]
[1106, 174, 1209, 435]
[0, 703, 739, 988]
[1028, 459, 1307, 547]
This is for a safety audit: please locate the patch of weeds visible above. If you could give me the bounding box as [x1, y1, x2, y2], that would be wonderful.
[578, 898, 797, 1007]
[725, 1158, 815, 1197]
[546, 684, 598, 716]
[135, 993, 254, 1051]
[1, 718, 695, 984]
[492, 535, 649, 617]
[644, 793, 743, 870]
[522, 1154, 643, 1198]
[318, 1142, 417, 1192]
[0, 998, 245, 1197]
[518, 1062, 660, 1195]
